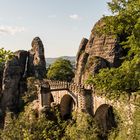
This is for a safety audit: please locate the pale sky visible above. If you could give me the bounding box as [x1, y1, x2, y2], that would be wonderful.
[0, 0, 111, 57]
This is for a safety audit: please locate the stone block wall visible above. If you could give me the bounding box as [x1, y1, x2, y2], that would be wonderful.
[92, 93, 138, 138]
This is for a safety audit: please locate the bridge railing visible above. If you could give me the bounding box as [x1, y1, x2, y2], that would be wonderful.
[37, 79, 94, 114]
[46, 80, 94, 94]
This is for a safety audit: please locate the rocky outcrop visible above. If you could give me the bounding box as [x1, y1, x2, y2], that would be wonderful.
[0, 68, 3, 94]
[74, 38, 89, 84]
[74, 19, 124, 84]
[76, 38, 88, 67]
[1, 50, 28, 112]
[0, 70, 3, 88]
[27, 37, 46, 79]
[0, 37, 47, 114]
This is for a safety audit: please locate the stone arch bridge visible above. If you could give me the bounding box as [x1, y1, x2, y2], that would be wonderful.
[37, 80, 136, 133]
[37, 80, 93, 119]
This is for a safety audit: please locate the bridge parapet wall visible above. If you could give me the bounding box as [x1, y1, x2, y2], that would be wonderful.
[44, 80, 93, 114]
[48, 80, 68, 90]
[36, 82, 51, 110]
[47, 80, 93, 92]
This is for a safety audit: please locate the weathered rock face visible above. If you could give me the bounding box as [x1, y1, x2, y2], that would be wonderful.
[74, 38, 89, 84]
[1, 50, 28, 112]
[27, 37, 46, 79]
[74, 19, 124, 84]
[0, 37, 46, 114]
[14, 50, 29, 76]
[76, 38, 89, 67]
[0, 37, 47, 127]
[0, 67, 4, 93]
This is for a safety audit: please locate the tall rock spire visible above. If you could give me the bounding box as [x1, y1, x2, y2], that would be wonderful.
[27, 37, 46, 79]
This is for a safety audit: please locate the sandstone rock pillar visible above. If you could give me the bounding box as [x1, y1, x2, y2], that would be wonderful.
[27, 37, 46, 79]
[1, 50, 28, 112]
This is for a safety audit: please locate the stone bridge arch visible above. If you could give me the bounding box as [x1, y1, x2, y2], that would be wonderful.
[60, 94, 75, 119]
[94, 104, 116, 134]
[50, 90, 78, 111]
[50, 90, 78, 119]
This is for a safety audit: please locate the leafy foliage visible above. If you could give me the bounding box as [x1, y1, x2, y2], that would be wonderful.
[87, 57, 140, 93]
[0, 48, 13, 67]
[107, 100, 140, 140]
[132, 105, 140, 140]
[64, 112, 100, 140]
[47, 58, 74, 82]
[87, 0, 140, 94]
[0, 107, 101, 140]
[0, 75, 100, 140]
[0, 48, 13, 87]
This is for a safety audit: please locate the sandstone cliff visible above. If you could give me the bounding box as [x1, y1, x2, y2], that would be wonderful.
[74, 19, 124, 84]
[1, 50, 28, 112]
[0, 37, 46, 114]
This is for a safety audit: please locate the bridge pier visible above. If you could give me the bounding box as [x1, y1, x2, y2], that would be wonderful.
[37, 83, 52, 110]
[78, 88, 93, 115]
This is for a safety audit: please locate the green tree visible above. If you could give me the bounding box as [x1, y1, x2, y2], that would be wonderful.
[0, 48, 13, 65]
[0, 106, 67, 140]
[64, 112, 100, 140]
[87, 0, 140, 94]
[47, 58, 74, 82]
[0, 48, 13, 85]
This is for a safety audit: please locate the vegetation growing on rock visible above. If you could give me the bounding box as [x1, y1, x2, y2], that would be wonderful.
[0, 48, 13, 64]
[87, 0, 140, 95]
[0, 48, 13, 73]
[0, 48, 13, 91]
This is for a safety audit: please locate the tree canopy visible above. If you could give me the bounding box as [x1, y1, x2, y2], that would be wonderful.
[47, 58, 74, 82]
[0, 48, 13, 67]
[0, 48, 13, 81]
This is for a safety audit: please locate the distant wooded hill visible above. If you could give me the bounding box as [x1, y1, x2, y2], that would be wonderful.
[46, 56, 76, 68]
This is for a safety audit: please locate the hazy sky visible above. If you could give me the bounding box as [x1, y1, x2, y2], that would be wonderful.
[0, 0, 111, 57]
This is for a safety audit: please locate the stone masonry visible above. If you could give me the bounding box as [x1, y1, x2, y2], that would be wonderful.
[37, 80, 139, 136]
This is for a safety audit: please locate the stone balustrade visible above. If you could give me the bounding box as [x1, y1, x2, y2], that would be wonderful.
[37, 80, 94, 114]
[46, 80, 93, 94]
